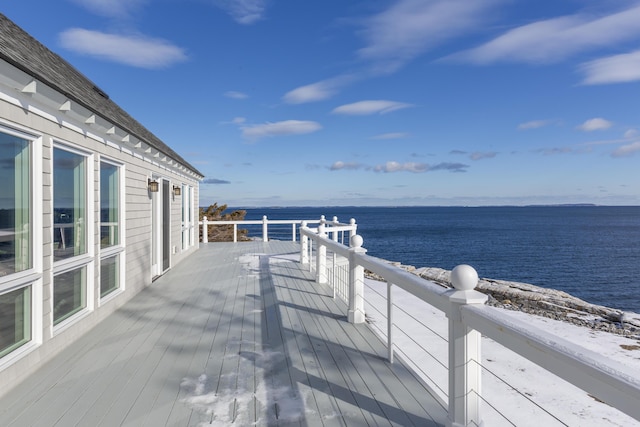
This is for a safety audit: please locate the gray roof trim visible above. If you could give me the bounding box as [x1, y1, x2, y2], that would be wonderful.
[0, 13, 203, 178]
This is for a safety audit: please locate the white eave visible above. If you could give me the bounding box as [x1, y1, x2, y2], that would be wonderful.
[0, 60, 203, 180]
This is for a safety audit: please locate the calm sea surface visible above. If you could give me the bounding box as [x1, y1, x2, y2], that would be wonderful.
[237, 206, 640, 313]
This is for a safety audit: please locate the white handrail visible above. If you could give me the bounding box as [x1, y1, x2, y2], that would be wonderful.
[199, 215, 357, 243]
[299, 225, 640, 427]
[463, 304, 640, 420]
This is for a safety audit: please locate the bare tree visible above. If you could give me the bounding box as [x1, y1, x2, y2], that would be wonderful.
[199, 203, 250, 242]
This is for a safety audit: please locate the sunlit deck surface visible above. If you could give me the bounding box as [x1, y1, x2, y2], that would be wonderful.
[0, 241, 446, 426]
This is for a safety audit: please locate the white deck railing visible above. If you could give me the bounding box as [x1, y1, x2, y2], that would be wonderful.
[298, 225, 640, 427]
[199, 215, 356, 243]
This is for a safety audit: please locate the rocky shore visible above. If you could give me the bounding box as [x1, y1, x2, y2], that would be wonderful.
[365, 260, 640, 340]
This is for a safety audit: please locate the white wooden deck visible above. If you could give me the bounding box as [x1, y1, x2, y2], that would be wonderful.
[0, 241, 447, 426]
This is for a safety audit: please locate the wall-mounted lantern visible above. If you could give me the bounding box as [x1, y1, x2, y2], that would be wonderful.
[148, 178, 159, 192]
[173, 185, 181, 196]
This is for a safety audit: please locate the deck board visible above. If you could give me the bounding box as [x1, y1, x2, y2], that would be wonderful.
[0, 241, 447, 426]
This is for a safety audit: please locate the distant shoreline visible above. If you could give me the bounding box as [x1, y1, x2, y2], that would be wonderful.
[221, 204, 640, 209]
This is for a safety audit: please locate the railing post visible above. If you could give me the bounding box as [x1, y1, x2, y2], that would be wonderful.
[347, 234, 367, 324]
[349, 218, 357, 238]
[446, 265, 488, 427]
[262, 215, 268, 242]
[292, 223, 297, 242]
[300, 222, 309, 264]
[332, 217, 339, 242]
[233, 224, 237, 243]
[316, 224, 327, 284]
[202, 216, 208, 243]
[387, 281, 394, 363]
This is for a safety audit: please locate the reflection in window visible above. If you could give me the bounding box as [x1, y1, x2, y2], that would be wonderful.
[0, 286, 31, 358]
[53, 267, 86, 325]
[100, 162, 119, 248]
[0, 132, 31, 276]
[100, 255, 119, 297]
[53, 148, 86, 261]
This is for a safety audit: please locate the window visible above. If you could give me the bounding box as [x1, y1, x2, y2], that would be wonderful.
[100, 161, 119, 248]
[0, 127, 37, 361]
[52, 143, 92, 327]
[99, 159, 123, 300]
[0, 286, 31, 358]
[0, 132, 31, 276]
[53, 267, 86, 325]
[100, 255, 119, 297]
[182, 185, 194, 250]
[53, 147, 86, 261]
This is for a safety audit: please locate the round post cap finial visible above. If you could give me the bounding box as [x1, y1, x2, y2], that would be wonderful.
[333, 216, 338, 222]
[350, 218, 356, 224]
[451, 264, 479, 291]
[262, 215, 267, 220]
[350, 234, 364, 248]
[301, 220, 307, 227]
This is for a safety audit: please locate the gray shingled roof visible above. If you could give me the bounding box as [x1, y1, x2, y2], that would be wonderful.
[0, 13, 203, 177]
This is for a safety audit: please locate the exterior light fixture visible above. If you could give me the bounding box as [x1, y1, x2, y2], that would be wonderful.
[148, 178, 159, 193]
[173, 185, 181, 196]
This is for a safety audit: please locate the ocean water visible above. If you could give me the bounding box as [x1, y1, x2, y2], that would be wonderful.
[237, 206, 640, 313]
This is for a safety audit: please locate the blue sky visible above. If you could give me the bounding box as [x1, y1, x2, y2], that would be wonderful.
[4, 0, 640, 206]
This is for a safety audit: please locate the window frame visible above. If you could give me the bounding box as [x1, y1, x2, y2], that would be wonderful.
[51, 141, 94, 333]
[0, 277, 42, 370]
[181, 184, 194, 251]
[0, 122, 43, 368]
[52, 264, 88, 326]
[0, 125, 41, 285]
[98, 156, 125, 303]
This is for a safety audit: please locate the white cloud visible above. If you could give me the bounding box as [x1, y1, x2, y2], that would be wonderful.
[283, 81, 337, 104]
[214, 0, 267, 25]
[328, 160, 468, 173]
[374, 161, 428, 173]
[241, 120, 322, 141]
[70, 0, 146, 18]
[371, 132, 409, 140]
[357, 0, 502, 73]
[450, 4, 640, 64]
[282, 0, 499, 102]
[536, 147, 574, 156]
[624, 129, 638, 139]
[332, 100, 413, 116]
[59, 28, 187, 68]
[372, 161, 468, 173]
[225, 91, 249, 99]
[518, 120, 552, 130]
[283, 75, 356, 104]
[612, 141, 640, 157]
[470, 151, 497, 161]
[580, 50, 640, 85]
[232, 117, 246, 124]
[329, 161, 363, 171]
[576, 118, 613, 132]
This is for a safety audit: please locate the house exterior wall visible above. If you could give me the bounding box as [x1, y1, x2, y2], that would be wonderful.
[0, 61, 201, 395]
